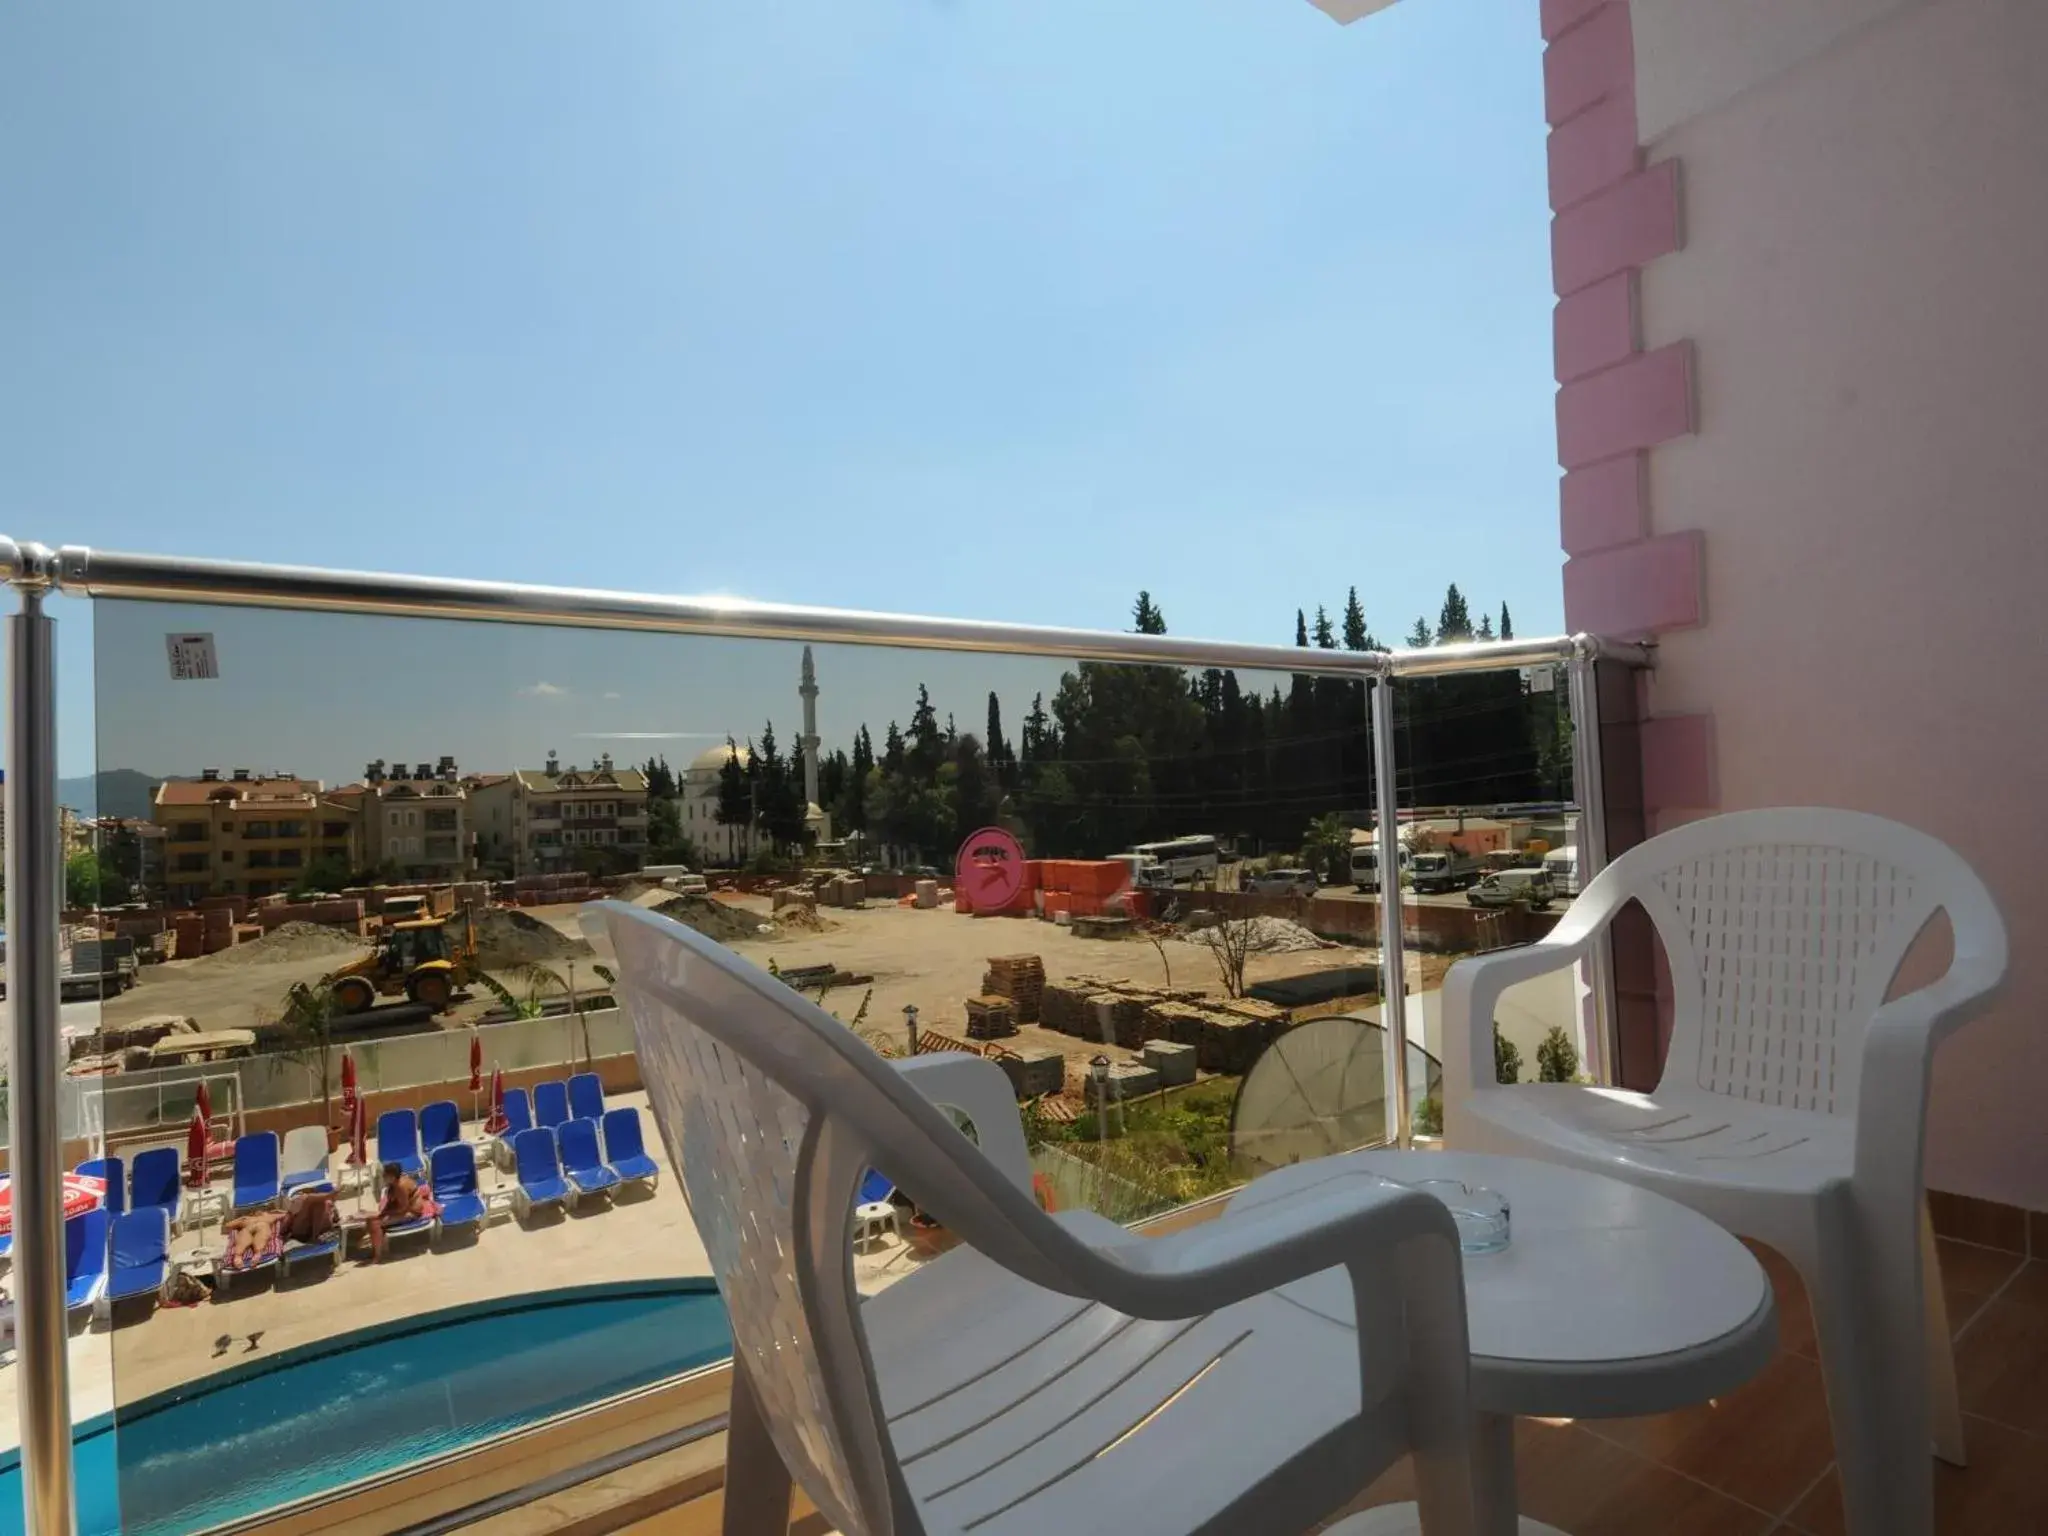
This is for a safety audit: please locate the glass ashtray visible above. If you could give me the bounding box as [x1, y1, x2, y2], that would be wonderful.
[1412, 1179, 1511, 1254]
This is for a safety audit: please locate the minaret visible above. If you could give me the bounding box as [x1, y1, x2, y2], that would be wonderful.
[799, 646, 822, 810]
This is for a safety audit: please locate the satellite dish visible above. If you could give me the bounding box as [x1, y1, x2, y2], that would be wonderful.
[1229, 1014, 1442, 1176]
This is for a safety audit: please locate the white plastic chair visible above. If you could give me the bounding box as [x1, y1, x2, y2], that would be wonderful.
[593, 899, 1483, 1536]
[1440, 809, 2007, 1536]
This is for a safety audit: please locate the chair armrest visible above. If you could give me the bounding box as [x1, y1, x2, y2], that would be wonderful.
[1439, 882, 1625, 1107]
[1071, 1169, 1462, 1320]
[891, 1053, 1034, 1199]
[1853, 956, 2007, 1194]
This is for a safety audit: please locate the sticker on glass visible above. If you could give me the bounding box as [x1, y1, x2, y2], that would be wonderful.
[166, 632, 219, 681]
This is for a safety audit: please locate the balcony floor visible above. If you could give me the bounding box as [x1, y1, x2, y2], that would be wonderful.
[1328, 1236, 2048, 1533]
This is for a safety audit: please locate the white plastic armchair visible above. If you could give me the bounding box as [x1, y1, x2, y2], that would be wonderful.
[591, 900, 1482, 1536]
[1440, 809, 2007, 1536]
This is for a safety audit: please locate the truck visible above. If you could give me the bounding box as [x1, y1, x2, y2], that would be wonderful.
[58, 939, 139, 1000]
[1410, 848, 1482, 894]
[1349, 844, 1410, 893]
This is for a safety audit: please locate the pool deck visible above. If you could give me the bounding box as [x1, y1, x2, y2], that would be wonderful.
[0, 1090, 932, 1457]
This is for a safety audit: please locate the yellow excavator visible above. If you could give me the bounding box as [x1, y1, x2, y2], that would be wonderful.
[328, 912, 480, 1015]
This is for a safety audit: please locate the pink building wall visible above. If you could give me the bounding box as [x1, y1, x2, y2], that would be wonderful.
[1552, 0, 2048, 1208]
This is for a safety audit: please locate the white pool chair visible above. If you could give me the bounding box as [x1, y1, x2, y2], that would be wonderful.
[1442, 809, 2007, 1536]
[593, 899, 1483, 1536]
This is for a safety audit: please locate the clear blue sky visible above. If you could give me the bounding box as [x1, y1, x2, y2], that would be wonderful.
[2, 1, 1558, 783]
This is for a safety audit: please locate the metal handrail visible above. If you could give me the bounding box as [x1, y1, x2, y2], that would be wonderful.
[0, 531, 1650, 1533]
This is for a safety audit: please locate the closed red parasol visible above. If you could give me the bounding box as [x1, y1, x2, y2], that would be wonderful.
[195, 1079, 213, 1127]
[487, 1067, 507, 1135]
[469, 1032, 483, 1093]
[186, 1107, 209, 1190]
[350, 1092, 369, 1170]
[340, 1048, 359, 1119]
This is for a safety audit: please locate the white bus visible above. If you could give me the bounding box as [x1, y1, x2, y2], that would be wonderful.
[1128, 836, 1222, 887]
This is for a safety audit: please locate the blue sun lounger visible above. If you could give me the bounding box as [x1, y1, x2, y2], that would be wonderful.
[104, 1208, 171, 1314]
[511, 1128, 570, 1218]
[231, 1132, 280, 1212]
[419, 1100, 462, 1159]
[376, 1110, 425, 1180]
[65, 1208, 110, 1314]
[558, 1118, 620, 1200]
[567, 1072, 605, 1123]
[430, 1143, 488, 1234]
[599, 1108, 659, 1190]
[76, 1156, 127, 1218]
[533, 1080, 571, 1132]
[129, 1146, 182, 1230]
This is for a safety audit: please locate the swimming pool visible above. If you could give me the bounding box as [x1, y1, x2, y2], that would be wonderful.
[0, 1279, 732, 1536]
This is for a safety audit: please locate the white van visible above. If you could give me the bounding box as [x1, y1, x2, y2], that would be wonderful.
[1349, 844, 1410, 893]
[1542, 846, 1579, 896]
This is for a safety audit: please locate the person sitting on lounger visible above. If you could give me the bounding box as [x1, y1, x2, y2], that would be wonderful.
[364, 1162, 440, 1262]
[222, 1209, 282, 1271]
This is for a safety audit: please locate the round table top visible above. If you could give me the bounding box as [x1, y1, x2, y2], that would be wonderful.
[1230, 1149, 1776, 1419]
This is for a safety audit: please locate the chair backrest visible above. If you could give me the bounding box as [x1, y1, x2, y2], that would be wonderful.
[66, 1208, 110, 1283]
[77, 1157, 126, 1217]
[599, 1107, 644, 1162]
[1592, 808, 2008, 1119]
[502, 1087, 534, 1136]
[512, 1127, 560, 1184]
[533, 1081, 570, 1129]
[129, 1147, 181, 1212]
[858, 1169, 895, 1207]
[594, 900, 1090, 1536]
[558, 1117, 603, 1173]
[112, 1207, 170, 1270]
[235, 1133, 279, 1186]
[279, 1126, 329, 1179]
[567, 1072, 605, 1121]
[420, 1100, 461, 1152]
[377, 1110, 419, 1159]
[431, 1141, 478, 1201]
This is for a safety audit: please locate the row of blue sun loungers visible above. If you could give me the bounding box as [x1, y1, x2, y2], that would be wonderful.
[45, 1099, 658, 1313]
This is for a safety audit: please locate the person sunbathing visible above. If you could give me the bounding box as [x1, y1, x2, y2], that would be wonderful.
[281, 1187, 337, 1246]
[364, 1162, 440, 1262]
[222, 1210, 281, 1270]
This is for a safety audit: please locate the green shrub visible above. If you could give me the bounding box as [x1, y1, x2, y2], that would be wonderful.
[1494, 1027, 1522, 1085]
[1536, 1025, 1580, 1083]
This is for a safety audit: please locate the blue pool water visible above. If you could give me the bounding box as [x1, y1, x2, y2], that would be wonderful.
[0, 1280, 732, 1536]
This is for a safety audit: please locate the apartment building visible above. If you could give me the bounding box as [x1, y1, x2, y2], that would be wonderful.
[329, 757, 477, 882]
[466, 752, 647, 877]
[151, 768, 360, 901]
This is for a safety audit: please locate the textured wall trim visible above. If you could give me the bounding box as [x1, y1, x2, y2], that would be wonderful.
[1639, 712, 1718, 811]
[1560, 530, 1704, 638]
[1557, 341, 1696, 467]
[1559, 453, 1648, 554]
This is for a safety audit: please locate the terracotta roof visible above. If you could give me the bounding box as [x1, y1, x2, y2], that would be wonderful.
[153, 776, 320, 807]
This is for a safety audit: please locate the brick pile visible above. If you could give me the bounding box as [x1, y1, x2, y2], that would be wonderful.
[1036, 975, 1295, 1074]
[981, 955, 1046, 1023]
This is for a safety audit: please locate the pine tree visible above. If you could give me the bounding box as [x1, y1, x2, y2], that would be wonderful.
[907, 685, 943, 780]
[1132, 591, 1167, 635]
[1437, 583, 1473, 644]
[985, 692, 1014, 792]
[1475, 612, 1496, 641]
[881, 722, 906, 775]
[714, 738, 751, 829]
[1313, 605, 1337, 649]
[1294, 609, 1309, 647]
[1499, 603, 1514, 640]
[1341, 587, 1374, 651]
[1405, 616, 1433, 649]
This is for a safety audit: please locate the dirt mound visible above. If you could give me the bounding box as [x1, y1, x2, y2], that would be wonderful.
[653, 894, 771, 944]
[473, 907, 594, 968]
[201, 922, 370, 968]
[769, 903, 832, 933]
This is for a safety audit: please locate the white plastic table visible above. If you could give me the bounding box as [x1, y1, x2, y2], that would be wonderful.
[1233, 1150, 1776, 1536]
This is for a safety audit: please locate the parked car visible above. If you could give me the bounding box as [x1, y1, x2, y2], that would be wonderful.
[663, 872, 710, 896]
[1466, 868, 1556, 910]
[1542, 845, 1580, 896]
[1247, 868, 1320, 898]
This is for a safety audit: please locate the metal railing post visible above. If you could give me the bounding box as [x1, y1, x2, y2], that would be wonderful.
[1566, 636, 1617, 1086]
[1369, 673, 1411, 1147]
[3, 537, 78, 1536]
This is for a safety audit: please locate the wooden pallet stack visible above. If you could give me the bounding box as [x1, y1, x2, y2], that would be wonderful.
[965, 994, 1018, 1041]
[981, 955, 1047, 1023]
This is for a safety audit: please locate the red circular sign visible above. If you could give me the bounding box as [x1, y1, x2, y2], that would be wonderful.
[955, 826, 1027, 913]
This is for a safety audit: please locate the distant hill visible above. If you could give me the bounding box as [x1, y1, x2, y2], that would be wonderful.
[57, 769, 164, 820]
